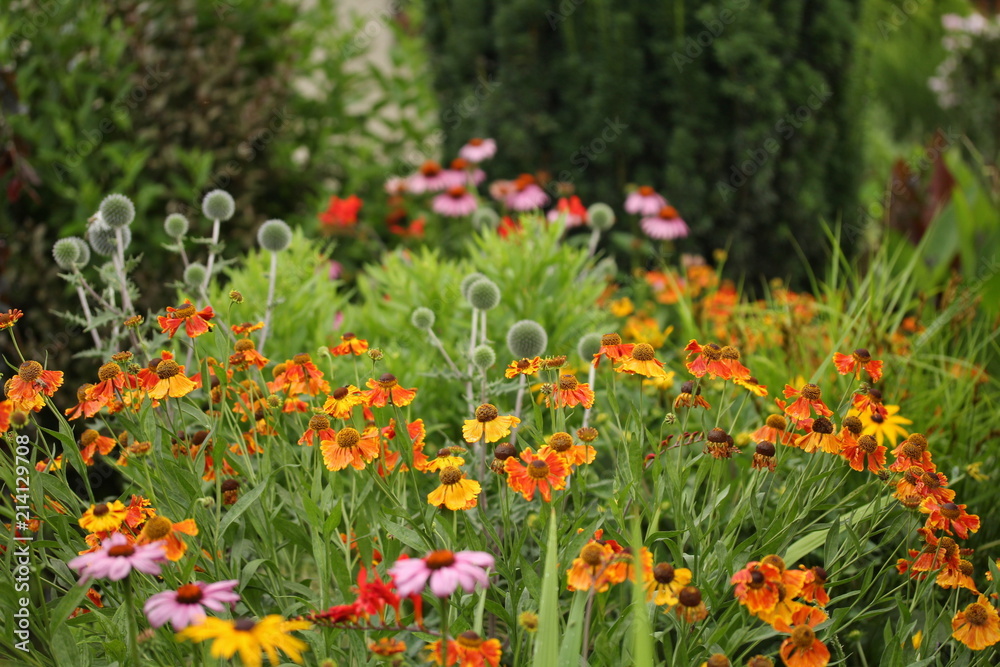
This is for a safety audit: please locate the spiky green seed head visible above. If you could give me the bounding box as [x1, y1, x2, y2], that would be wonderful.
[164, 213, 190, 238]
[471, 207, 500, 230]
[577, 333, 603, 361]
[507, 319, 547, 359]
[587, 202, 615, 231]
[52, 238, 81, 269]
[258, 219, 292, 252]
[460, 272, 487, 300]
[183, 262, 207, 288]
[99, 193, 136, 228]
[468, 278, 500, 311]
[88, 219, 130, 257]
[411, 307, 435, 330]
[202, 189, 235, 221]
[71, 237, 91, 267]
[472, 344, 496, 371]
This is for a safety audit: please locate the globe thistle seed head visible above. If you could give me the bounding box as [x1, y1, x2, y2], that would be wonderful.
[587, 202, 615, 230]
[202, 189, 236, 221]
[460, 272, 487, 300]
[507, 319, 547, 359]
[577, 332, 603, 361]
[411, 307, 435, 330]
[52, 238, 81, 269]
[472, 344, 496, 370]
[164, 213, 190, 238]
[257, 219, 292, 252]
[468, 278, 501, 311]
[99, 193, 136, 228]
[471, 207, 500, 230]
[183, 262, 207, 288]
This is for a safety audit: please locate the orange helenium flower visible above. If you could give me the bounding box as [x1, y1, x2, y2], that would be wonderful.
[616, 342, 670, 378]
[5, 360, 63, 411]
[322, 385, 364, 419]
[135, 515, 198, 561]
[546, 375, 595, 409]
[779, 623, 830, 667]
[463, 404, 520, 443]
[833, 348, 883, 383]
[782, 384, 833, 421]
[504, 447, 568, 502]
[592, 333, 635, 368]
[331, 332, 369, 356]
[951, 596, 1000, 651]
[840, 434, 886, 473]
[321, 427, 380, 471]
[79, 429, 117, 466]
[504, 356, 542, 378]
[157, 300, 215, 338]
[363, 374, 417, 408]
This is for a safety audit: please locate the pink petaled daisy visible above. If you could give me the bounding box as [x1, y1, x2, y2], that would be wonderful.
[68, 532, 167, 584]
[389, 549, 494, 598]
[407, 160, 450, 194]
[624, 186, 667, 216]
[547, 195, 588, 228]
[505, 174, 549, 211]
[458, 137, 497, 163]
[442, 158, 486, 188]
[144, 580, 240, 630]
[385, 176, 408, 195]
[641, 205, 689, 240]
[432, 186, 478, 217]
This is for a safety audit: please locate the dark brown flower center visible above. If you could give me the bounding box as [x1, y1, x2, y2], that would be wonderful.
[80, 429, 100, 446]
[420, 161, 442, 176]
[332, 386, 350, 400]
[707, 428, 728, 443]
[175, 583, 204, 604]
[908, 433, 928, 449]
[494, 443, 517, 460]
[376, 373, 398, 388]
[425, 550, 456, 569]
[653, 562, 675, 584]
[901, 442, 922, 459]
[18, 360, 43, 382]
[601, 333, 622, 346]
[843, 416, 863, 435]
[173, 304, 197, 319]
[308, 415, 330, 431]
[475, 404, 499, 422]
[141, 516, 173, 541]
[234, 340, 256, 352]
[720, 346, 739, 360]
[336, 428, 361, 448]
[234, 618, 257, 632]
[576, 427, 598, 442]
[702, 344, 722, 361]
[801, 384, 821, 400]
[940, 503, 961, 519]
[766, 414, 787, 430]
[439, 466, 463, 485]
[678, 586, 702, 607]
[92, 502, 110, 516]
[965, 604, 988, 626]
[853, 348, 871, 362]
[548, 432, 573, 452]
[293, 353, 312, 365]
[108, 544, 135, 557]
[791, 625, 816, 648]
[527, 460, 550, 479]
[580, 543, 605, 566]
[456, 631, 484, 648]
[98, 363, 122, 381]
[557, 375, 578, 391]
[811, 417, 834, 434]
[156, 360, 181, 379]
[632, 343, 655, 361]
[755, 441, 776, 457]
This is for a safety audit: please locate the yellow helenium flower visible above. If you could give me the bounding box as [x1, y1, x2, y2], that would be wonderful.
[78, 500, 128, 533]
[176, 615, 311, 667]
[427, 466, 481, 510]
[852, 404, 912, 447]
[462, 404, 520, 443]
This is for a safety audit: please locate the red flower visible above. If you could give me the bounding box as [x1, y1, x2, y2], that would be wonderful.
[157, 301, 215, 339]
[319, 194, 363, 229]
[919, 499, 980, 540]
[498, 216, 522, 238]
[833, 348, 883, 383]
[782, 384, 833, 421]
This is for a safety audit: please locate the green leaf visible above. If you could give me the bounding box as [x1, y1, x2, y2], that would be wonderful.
[533, 507, 561, 667]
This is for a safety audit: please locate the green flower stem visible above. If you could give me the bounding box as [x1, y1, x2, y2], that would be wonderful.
[258, 251, 279, 355]
[124, 577, 140, 667]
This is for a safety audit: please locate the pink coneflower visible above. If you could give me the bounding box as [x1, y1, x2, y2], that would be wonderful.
[433, 186, 478, 217]
[489, 179, 515, 203]
[68, 532, 167, 584]
[641, 205, 689, 240]
[144, 580, 240, 630]
[625, 186, 667, 216]
[407, 160, 450, 194]
[384, 177, 408, 196]
[547, 195, 588, 228]
[505, 174, 549, 211]
[388, 549, 494, 598]
[442, 158, 486, 189]
[459, 137, 497, 163]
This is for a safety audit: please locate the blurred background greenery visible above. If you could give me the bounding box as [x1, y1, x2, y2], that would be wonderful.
[1, 0, 998, 378]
